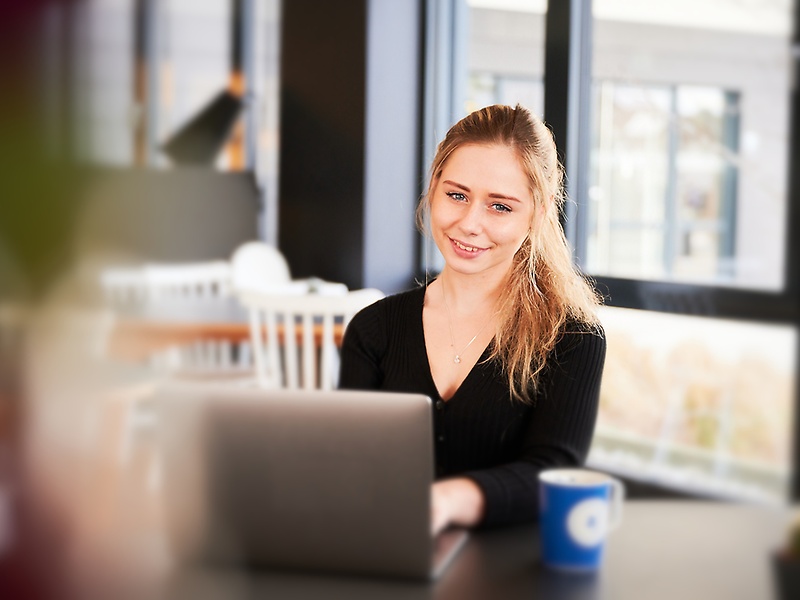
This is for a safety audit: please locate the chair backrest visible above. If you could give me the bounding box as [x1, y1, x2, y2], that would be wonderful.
[100, 266, 149, 306]
[238, 288, 385, 391]
[143, 261, 232, 299]
[230, 242, 292, 294]
[101, 261, 244, 372]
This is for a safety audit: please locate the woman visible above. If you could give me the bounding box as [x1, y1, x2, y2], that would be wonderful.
[339, 104, 606, 534]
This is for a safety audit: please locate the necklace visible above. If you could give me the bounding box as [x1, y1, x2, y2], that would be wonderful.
[440, 282, 494, 364]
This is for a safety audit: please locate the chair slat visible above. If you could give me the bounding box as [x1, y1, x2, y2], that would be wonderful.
[321, 313, 335, 391]
[238, 288, 385, 392]
[302, 313, 314, 390]
[284, 313, 299, 390]
[249, 308, 267, 387]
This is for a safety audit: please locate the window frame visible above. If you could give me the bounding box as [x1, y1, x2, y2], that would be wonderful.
[543, 0, 800, 499]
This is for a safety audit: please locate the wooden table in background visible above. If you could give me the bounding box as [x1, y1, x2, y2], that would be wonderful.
[109, 319, 345, 363]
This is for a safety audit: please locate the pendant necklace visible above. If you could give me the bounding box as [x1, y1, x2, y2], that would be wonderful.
[441, 282, 494, 365]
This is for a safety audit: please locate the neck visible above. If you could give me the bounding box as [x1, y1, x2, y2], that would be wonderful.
[437, 266, 506, 315]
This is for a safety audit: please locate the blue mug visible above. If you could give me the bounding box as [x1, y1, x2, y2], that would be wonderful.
[538, 469, 624, 572]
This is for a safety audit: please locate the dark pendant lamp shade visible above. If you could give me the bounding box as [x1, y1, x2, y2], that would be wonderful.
[160, 89, 243, 166]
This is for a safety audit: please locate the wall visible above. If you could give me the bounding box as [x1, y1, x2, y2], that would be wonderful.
[278, 0, 422, 293]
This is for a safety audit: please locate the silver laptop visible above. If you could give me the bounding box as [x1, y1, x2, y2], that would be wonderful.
[155, 384, 468, 580]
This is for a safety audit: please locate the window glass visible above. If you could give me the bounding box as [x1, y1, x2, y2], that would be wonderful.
[465, 0, 546, 116]
[72, 0, 134, 165]
[588, 83, 672, 279]
[673, 86, 739, 281]
[588, 83, 742, 282]
[588, 0, 796, 503]
[71, 0, 233, 167]
[593, 307, 796, 503]
[157, 0, 231, 168]
[589, 0, 792, 290]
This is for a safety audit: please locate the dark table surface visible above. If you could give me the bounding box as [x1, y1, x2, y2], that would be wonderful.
[137, 500, 787, 600]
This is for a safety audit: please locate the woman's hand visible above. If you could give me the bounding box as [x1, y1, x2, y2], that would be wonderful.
[431, 478, 485, 536]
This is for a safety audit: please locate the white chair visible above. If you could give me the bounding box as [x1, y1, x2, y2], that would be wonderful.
[238, 287, 384, 391]
[100, 260, 233, 311]
[100, 266, 148, 307]
[109, 261, 245, 372]
[143, 261, 232, 300]
[230, 241, 292, 293]
[231, 241, 351, 296]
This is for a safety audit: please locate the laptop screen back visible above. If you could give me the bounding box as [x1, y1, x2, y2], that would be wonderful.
[156, 385, 436, 579]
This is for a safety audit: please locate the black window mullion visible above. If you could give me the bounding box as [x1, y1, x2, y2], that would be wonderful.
[592, 275, 798, 324]
[543, 0, 592, 268]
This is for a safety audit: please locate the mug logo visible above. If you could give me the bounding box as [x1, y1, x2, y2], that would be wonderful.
[566, 498, 609, 548]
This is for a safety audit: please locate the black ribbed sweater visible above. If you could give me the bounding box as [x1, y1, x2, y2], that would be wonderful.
[338, 285, 606, 527]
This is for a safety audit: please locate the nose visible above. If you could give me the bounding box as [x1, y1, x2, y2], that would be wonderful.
[457, 202, 484, 236]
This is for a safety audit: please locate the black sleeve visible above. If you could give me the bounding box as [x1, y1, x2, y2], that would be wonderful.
[465, 327, 607, 527]
[338, 303, 387, 391]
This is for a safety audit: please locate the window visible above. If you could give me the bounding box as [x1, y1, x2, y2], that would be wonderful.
[584, 0, 797, 502]
[587, 1, 791, 291]
[588, 82, 740, 284]
[70, 0, 135, 165]
[468, 73, 543, 118]
[592, 306, 796, 503]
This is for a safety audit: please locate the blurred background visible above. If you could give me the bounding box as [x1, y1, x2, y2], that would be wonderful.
[0, 0, 798, 596]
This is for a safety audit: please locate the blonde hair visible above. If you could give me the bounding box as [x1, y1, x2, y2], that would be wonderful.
[417, 104, 602, 403]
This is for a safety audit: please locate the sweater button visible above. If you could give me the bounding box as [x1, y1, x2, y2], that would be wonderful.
[437, 434, 445, 443]
[435, 400, 444, 410]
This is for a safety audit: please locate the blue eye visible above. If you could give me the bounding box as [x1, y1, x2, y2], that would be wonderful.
[446, 191, 467, 202]
[491, 203, 512, 213]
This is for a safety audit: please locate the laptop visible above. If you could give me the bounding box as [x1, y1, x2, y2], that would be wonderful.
[154, 384, 468, 580]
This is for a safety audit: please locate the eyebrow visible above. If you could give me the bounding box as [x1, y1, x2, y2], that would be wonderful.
[442, 180, 523, 204]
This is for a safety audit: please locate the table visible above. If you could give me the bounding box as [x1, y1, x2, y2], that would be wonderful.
[110, 319, 346, 363]
[109, 320, 248, 362]
[142, 501, 787, 600]
[106, 291, 349, 363]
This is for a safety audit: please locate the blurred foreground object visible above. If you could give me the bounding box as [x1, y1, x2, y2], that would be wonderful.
[773, 510, 800, 600]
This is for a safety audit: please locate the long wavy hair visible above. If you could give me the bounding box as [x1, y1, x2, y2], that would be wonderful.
[417, 104, 602, 403]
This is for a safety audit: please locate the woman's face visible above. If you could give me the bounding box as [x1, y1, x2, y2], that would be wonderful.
[429, 143, 534, 279]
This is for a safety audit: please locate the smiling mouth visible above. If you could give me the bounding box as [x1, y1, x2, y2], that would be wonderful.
[450, 237, 486, 253]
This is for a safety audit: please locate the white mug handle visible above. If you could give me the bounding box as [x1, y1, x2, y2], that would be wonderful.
[607, 478, 625, 532]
